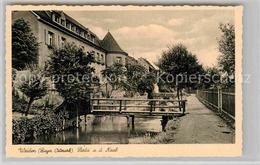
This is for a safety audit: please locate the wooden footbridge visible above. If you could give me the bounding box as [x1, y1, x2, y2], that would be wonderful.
[90, 94, 187, 131]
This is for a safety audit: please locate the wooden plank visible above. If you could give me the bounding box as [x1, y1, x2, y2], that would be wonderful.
[91, 109, 183, 115]
[91, 98, 187, 102]
[92, 104, 181, 109]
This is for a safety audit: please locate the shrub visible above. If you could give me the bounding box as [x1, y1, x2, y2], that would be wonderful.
[12, 111, 69, 144]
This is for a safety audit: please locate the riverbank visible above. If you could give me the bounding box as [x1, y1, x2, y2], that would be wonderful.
[128, 117, 180, 144]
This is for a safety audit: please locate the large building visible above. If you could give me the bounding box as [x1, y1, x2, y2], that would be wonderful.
[12, 10, 128, 75]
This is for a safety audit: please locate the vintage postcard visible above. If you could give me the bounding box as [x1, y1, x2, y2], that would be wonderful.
[5, 5, 243, 157]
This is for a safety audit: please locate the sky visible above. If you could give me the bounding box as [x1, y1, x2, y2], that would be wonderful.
[66, 9, 234, 67]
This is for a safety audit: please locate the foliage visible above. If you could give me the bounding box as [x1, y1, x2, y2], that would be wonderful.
[18, 67, 48, 116]
[200, 66, 221, 89]
[12, 111, 69, 144]
[12, 19, 39, 70]
[125, 62, 156, 99]
[158, 44, 203, 98]
[101, 63, 127, 97]
[12, 89, 27, 112]
[125, 63, 148, 93]
[12, 69, 27, 112]
[47, 43, 96, 104]
[136, 72, 156, 99]
[102, 62, 156, 98]
[218, 23, 235, 83]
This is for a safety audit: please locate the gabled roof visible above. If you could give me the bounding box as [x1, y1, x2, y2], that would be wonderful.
[101, 32, 128, 55]
[138, 58, 159, 70]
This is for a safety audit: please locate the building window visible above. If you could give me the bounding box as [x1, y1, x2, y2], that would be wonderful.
[90, 34, 95, 42]
[61, 19, 65, 26]
[47, 31, 54, 47]
[84, 32, 88, 38]
[54, 14, 59, 23]
[61, 37, 66, 47]
[95, 52, 99, 62]
[80, 46, 85, 51]
[71, 25, 76, 32]
[80, 31, 84, 37]
[66, 22, 71, 29]
[76, 27, 80, 34]
[100, 54, 104, 64]
[115, 57, 122, 64]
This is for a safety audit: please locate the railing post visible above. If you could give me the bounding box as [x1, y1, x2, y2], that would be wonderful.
[182, 101, 186, 114]
[97, 99, 100, 110]
[150, 100, 153, 114]
[131, 115, 135, 130]
[119, 100, 122, 113]
[153, 101, 156, 112]
[218, 88, 223, 113]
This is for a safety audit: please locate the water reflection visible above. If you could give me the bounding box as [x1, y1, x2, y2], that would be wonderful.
[34, 115, 161, 144]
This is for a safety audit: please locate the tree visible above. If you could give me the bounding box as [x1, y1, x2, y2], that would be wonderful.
[200, 66, 221, 89]
[125, 62, 156, 99]
[218, 23, 235, 87]
[158, 44, 203, 100]
[47, 43, 96, 118]
[19, 67, 48, 116]
[102, 62, 156, 99]
[101, 63, 126, 98]
[136, 72, 156, 99]
[12, 19, 39, 70]
[125, 63, 147, 92]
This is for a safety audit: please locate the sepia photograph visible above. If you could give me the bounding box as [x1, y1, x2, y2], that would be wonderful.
[5, 5, 243, 157]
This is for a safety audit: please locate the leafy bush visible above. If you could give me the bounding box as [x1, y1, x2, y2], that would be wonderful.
[12, 112, 69, 144]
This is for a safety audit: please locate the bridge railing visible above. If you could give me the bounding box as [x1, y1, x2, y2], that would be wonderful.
[196, 88, 235, 120]
[90, 98, 187, 115]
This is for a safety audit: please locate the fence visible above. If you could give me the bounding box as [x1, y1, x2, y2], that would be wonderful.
[196, 88, 235, 120]
[90, 98, 187, 115]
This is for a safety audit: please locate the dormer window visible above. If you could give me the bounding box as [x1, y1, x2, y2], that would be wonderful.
[76, 27, 80, 34]
[61, 19, 65, 26]
[71, 25, 76, 32]
[66, 22, 71, 29]
[54, 14, 59, 23]
[90, 34, 95, 42]
[84, 32, 87, 38]
[80, 31, 84, 37]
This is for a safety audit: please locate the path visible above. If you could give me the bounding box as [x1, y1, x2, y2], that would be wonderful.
[173, 94, 235, 144]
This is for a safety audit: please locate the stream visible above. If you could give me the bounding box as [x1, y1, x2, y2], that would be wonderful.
[34, 115, 163, 144]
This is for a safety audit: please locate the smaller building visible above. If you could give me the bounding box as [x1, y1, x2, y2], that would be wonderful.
[138, 57, 159, 72]
[100, 32, 128, 67]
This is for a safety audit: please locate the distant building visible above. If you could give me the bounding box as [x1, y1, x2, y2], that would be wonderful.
[138, 57, 159, 72]
[12, 10, 128, 75]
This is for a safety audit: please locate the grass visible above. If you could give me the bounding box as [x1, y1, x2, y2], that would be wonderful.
[132, 118, 180, 144]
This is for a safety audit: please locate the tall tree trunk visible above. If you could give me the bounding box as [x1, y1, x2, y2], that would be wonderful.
[25, 97, 34, 116]
[177, 87, 182, 112]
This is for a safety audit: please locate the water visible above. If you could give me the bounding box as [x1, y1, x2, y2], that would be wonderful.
[34, 115, 162, 144]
